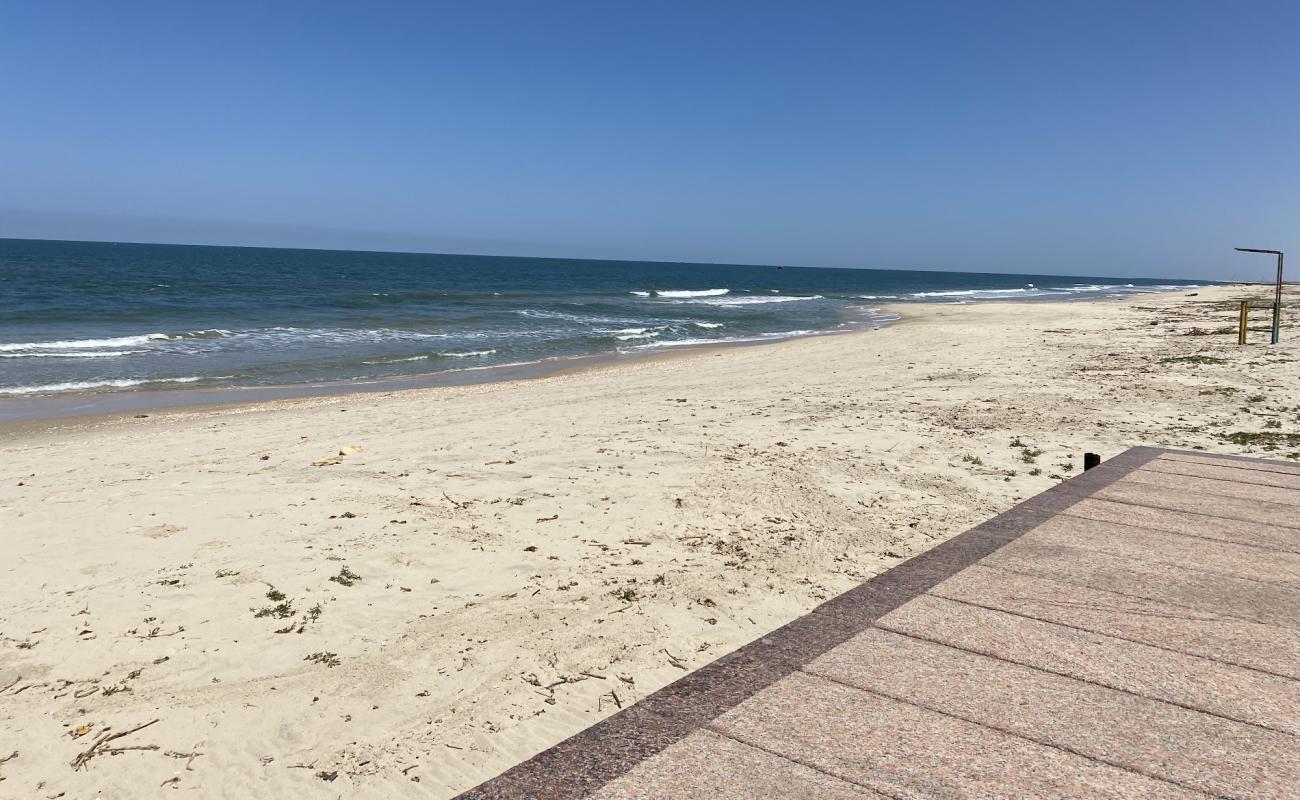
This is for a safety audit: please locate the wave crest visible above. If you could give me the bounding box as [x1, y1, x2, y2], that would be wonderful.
[678, 294, 823, 306]
[639, 288, 730, 298]
[0, 376, 206, 395]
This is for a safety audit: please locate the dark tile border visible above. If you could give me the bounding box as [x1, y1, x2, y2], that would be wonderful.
[453, 446, 1170, 800]
[1151, 447, 1300, 475]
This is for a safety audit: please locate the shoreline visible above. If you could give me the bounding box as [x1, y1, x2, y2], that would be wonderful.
[3, 283, 1294, 799]
[0, 288, 1173, 430]
[0, 324, 876, 433]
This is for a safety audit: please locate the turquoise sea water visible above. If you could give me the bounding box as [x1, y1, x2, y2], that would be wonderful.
[0, 238, 1204, 400]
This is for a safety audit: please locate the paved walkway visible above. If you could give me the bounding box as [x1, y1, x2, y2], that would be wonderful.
[458, 447, 1300, 799]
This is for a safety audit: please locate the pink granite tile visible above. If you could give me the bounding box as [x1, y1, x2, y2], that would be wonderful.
[1022, 514, 1300, 589]
[811, 632, 1300, 796]
[1125, 468, 1300, 507]
[1146, 456, 1300, 489]
[984, 530, 1300, 629]
[589, 729, 884, 800]
[1096, 480, 1300, 530]
[633, 647, 797, 726]
[1158, 451, 1300, 476]
[1063, 497, 1300, 554]
[480, 705, 694, 799]
[710, 671, 1202, 799]
[930, 564, 1300, 680]
[807, 628, 1300, 799]
[737, 509, 1056, 667]
[455, 783, 541, 800]
[877, 594, 1300, 735]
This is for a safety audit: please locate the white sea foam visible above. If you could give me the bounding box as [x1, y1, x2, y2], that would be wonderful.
[1045, 284, 1121, 292]
[0, 329, 244, 355]
[515, 309, 641, 325]
[438, 349, 497, 358]
[910, 288, 1037, 298]
[361, 354, 431, 365]
[678, 294, 823, 306]
[856, 295, 900, 300]
[627, 329, 828, 350]
[692, 322, 724, 328]
[644, 288, 730, 298]
[258, 327, 453, 342]
[168, 328, 233, 339]
[760, 329, 818, 338]
[627, 337, 734, 349]
[0, 333, 170, 352]
[0, 350, 139, 359]
[0, 376, 205, 395]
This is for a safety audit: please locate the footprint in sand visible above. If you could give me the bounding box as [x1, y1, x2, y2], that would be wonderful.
[133, 523, 185, 538]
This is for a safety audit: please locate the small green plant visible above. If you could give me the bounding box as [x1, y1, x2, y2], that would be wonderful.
[613, 586, 639, 602]
[1247, 394, 1267, 403]
[304, 652, 341, 668]
[1160, 355, 1227, 365]
[329, 566, 362, 587]
[255, 601, 295, 619]
[1264, 419, 1282, 429]
[960, 454, 983, 466]
[1220, 431, 1300, 450]
[265, 588, 286, 602]
[1010, 436, 1025, 448]
[1029, 467, 1042, 476]
[273, 603, 324, 634]
[1019, 448, 1043, 464]
[1198, 387, 1240, 397]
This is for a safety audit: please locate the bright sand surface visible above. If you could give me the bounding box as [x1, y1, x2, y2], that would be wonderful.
[2, 283, 1296, 798]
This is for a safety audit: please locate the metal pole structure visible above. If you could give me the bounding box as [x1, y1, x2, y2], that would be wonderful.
[1274, 252, 1284, 345]
[1235, 248, 1285, 344]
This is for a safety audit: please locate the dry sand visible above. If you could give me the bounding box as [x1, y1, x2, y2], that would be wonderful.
[1, 283, 1296, 798]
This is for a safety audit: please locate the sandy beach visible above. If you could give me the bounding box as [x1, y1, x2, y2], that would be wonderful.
[2, 283, 1296, 798]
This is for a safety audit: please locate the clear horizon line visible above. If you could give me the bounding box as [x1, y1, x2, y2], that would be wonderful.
[0, 234, 1212, 285]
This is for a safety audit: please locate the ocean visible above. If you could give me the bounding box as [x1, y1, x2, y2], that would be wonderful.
[0, 238, 1204, 410]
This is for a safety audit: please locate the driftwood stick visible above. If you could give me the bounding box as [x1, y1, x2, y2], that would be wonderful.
[165, 749, 203, 770]
[70, 718, 160, 771]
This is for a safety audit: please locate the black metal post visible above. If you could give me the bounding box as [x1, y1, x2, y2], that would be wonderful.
[1273, 251, 1284, 345]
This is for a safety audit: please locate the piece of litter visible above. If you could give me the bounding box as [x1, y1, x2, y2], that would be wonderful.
[312, 445, 363, 467]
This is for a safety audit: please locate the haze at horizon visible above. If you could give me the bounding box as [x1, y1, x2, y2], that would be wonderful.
[3, 1, 1298, 281]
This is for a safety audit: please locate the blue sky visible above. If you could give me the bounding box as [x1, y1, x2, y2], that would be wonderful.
[2, 1, 1298, 279]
